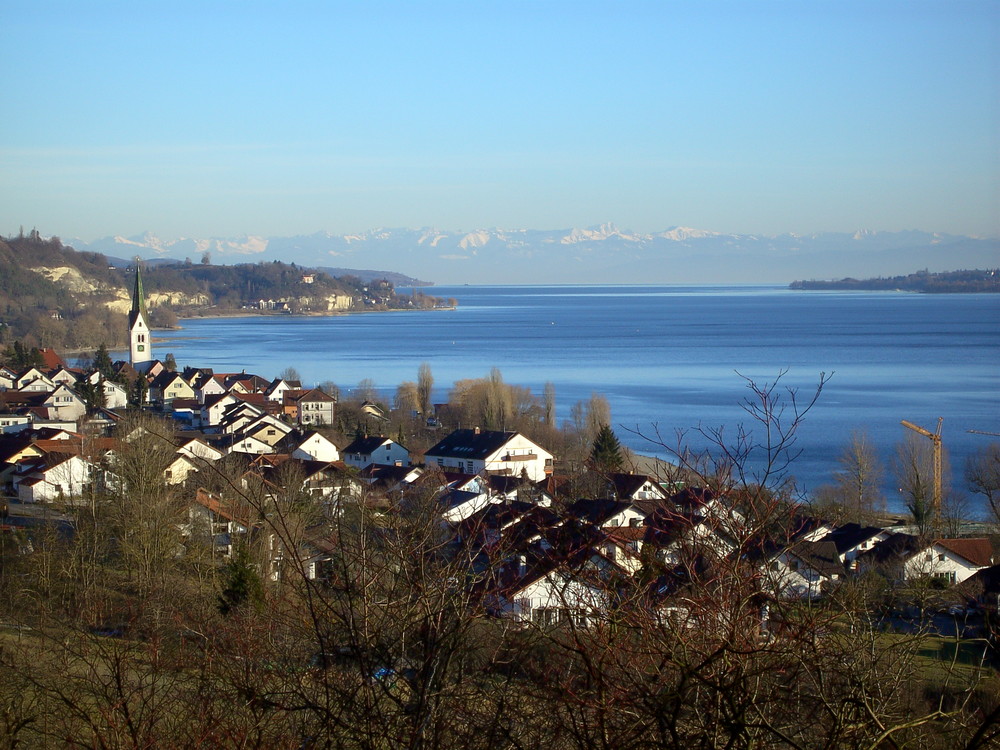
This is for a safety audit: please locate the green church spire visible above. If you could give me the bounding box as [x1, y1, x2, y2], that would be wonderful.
[129, 260, 148, 324]
[131, 261, 146, 313]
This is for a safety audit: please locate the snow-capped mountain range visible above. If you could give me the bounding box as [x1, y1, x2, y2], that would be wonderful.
[70, 225, 998, 285]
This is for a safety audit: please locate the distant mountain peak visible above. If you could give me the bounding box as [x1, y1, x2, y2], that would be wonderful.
[67, 226, 996, 285]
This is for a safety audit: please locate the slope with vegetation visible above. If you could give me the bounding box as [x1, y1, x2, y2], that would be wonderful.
[0, 230, 447, 351]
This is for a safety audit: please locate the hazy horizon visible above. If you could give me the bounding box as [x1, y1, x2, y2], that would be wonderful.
[2, 0, 997, 256]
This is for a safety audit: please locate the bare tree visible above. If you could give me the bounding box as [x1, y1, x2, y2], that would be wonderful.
[544, 381, 556, 428]
[894, 432, 937, 537]
[417, 361, 434, 416]
[965, 442, 1000, 525]
[833, 429, 885, 519]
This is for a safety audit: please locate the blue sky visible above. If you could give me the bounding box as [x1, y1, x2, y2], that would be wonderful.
[2, 0, 997, 241]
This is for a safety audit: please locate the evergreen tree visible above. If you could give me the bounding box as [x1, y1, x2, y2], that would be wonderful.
[92, 343, 115, 381]
[130, 377, 149, 408]
[590, 423, 624, 474]
[218, 542, 265, 616]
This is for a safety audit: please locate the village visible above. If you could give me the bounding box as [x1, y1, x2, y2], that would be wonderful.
[1, 264, 998, 748]
[2, 266, 997, 628]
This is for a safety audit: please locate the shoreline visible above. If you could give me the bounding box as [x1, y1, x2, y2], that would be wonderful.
[58, 304, 458, 356]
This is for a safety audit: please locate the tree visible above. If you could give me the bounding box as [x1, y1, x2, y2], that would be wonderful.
[417, 361, 434, 416]
[483, 366, 511, 430]
[833, 429, 885, 519]
[894, 433, 936, 537]
[353, 377, 378, 404]
[92, 343, 115, 381]
[218, 541, 265, 616]
[278, 366, 301, 383]
[318, 380, 340, 399]
[965, 442, 1000, 525]
[163, 352, 177, 371]
[589, 424, 624, 475]
[394, 380, 420, 415]
[544, 381, 556, 428]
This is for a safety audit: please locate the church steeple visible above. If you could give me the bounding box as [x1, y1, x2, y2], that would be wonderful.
[128, 260, 152, 367]
[129, 262, 147, 322]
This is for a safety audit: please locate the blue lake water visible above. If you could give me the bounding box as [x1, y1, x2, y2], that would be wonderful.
[154, 284, 1000, 516]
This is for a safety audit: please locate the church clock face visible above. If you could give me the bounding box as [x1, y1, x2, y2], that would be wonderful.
[137, 345, 145, 352]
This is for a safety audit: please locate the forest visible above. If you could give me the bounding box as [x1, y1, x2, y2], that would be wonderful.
[790, 269, 1000, 293]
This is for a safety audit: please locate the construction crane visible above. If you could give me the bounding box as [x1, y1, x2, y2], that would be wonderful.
[900, 417, 943, 515]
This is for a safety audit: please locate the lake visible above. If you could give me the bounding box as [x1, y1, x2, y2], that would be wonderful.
[154, 285, 1000, 516]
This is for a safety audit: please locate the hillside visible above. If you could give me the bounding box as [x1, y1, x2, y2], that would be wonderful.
[790, 269, 1000, 293]
[0, 231, 446, 351]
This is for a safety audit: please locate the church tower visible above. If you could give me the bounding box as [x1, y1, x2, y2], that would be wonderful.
[128, 261, 152, 369]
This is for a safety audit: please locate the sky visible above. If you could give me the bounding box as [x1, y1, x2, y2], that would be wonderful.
[2, 0, 998, 242]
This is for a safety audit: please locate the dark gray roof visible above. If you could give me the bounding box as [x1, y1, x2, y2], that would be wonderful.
[343, 435, 397, 455]
[424, 429, 519, 460]
[821, 523, 886, 554]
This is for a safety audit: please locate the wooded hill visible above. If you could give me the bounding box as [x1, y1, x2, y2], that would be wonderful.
[0, 231, 445, 351]
[790, 268, 1000, 293]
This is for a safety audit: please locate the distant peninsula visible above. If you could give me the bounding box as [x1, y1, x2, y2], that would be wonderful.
[790, 269, 999, 293]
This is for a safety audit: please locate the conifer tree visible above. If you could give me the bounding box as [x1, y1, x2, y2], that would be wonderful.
[218, 542, 264, 616]
[93, 343, 115, 380]
[590, 423, 624, 474]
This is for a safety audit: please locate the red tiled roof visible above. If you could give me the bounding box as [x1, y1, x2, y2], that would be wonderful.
[937, 538, 994, 568]
[38, 348, 65, 369]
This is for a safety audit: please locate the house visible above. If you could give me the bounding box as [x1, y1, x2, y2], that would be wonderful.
[185, 488, 255, 557]
[240, 415, 294, 448]
[291, 431, 341, 463]
[164, 439, 225, 484]
[195, 374, 228, 403]
[483, 474, 553, 506]
[566, 497, 647, 529]
[14, 453, 92, 503]
[218, 402, 267, 435]
[15, 368, 55, 392]
[222, 434, 275, 456]
[102, 379, 129, 409]
[201, 393, 239, 428]
[0, 366, 18, 390]
[0, 415, 33, 434]
[48, 367, 80, 387]
[819, 523, 892, 568]
[283, 389, 336, 426]
[150, 371, 196, 406]
[266, 378, 301, 403]
[43, 384, 87, 422]
[608, 473, 671, 504]
[364, 463, 424, 490]
[360, 400, 389, 423]
[858, 534, 993, 585]
[423, 428, 553, 482]
[764, 539, 846, 599]
[479, 542, 622, 627]
[342, 435, 409, 469]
